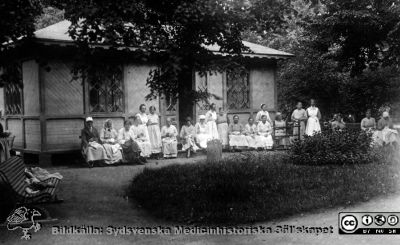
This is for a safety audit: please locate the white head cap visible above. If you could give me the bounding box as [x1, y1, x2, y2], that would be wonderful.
[199, 115, 206, 120]
[86, 117, 93, 122]
[383, 111, 389, 118]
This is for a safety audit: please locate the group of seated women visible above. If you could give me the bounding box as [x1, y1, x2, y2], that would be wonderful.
[81, 100, 399, 166]
[327, 109, 399, 147]
[80, 106, 291, 165]
[81, 116, 151, 166]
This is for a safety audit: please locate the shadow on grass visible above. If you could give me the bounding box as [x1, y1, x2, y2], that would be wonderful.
[128, 151, 400, 224]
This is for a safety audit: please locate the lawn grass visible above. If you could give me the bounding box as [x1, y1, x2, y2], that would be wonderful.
[128, 151, 400, 224]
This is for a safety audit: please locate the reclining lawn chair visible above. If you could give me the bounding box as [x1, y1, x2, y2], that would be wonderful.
[0, 156, 62, 205]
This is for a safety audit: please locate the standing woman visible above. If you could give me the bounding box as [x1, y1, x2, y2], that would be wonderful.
[205, 103, 219, 140]
[255, 104, 272, 124]
[216, 107, 229, 148]
[305, 99, 322, 136]
[147, 106, 162, 157]
[291, 102, 307, 139]
[136, 104, 149, 126]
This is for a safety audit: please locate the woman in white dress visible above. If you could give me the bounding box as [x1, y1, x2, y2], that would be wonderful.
[147, 106, 162, 156]
[161, 118, 178, 158]
[216, 107, 229, 148]
[205, 103, 219, 140]
[195, 115, 211, 149]
[228, 115, 249, 150]
[256, 115, 274, 149]
[180, 117, 199, 158]
[100, 119, 123, 164]
[305, 99, 322, 136]
[129, 116, 152, 158]
[117, 120, 143, 164]
[373, 111, 398, 146]
[244, 117, 258, 149]
[255, 104, 272, 124]
[136, 104, 149, 126]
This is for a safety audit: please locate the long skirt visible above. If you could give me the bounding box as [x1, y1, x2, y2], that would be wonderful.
[372, 128, 399, 146]
[84, 142, 107, 162]
[197, 133, 211, 149]
[229, 134, 249, 147]
[136, 140, 152, 157]
[255, 134, 273, 149]
[207, 121, 219, 140]
[305, 117, 321, 136]
[217, 123, 229, 146]
[182, 136, 199, 152]
[162, 138, 178, 158]
[102, 143, 123, 164]
[293, 121, 306, 140]
[148, 124, 162, 154]
[246, 135, 257, 149]
[121, 140, 141, 163]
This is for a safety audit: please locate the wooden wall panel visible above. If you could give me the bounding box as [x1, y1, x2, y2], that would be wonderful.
[42, 60, 84, 115]
[207, 72, 224, 110]
[250, 67, 275, 111]
[46, 119, 84, 151]
[124, 64, 159, 116]
[23, 60, 40, 116]
[7, 119, 23, 149]
[25, 119, 41, 151]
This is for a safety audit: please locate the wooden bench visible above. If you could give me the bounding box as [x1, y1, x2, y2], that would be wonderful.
[0, 156, 61, 205]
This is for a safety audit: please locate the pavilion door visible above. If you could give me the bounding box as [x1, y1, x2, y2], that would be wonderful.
[159, 94, 179, 129]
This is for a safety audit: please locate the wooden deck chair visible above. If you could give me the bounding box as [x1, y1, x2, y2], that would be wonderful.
[0, 156, 62, 205]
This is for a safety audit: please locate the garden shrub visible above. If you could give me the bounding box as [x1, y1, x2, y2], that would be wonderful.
[129, 151, 399, 224]
[290, 128, 377, 165]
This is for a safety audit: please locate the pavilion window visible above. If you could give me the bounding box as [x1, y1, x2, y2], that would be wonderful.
[196, 73, 209, 111]
[4, 65, 23, 115]
[88, 64, 124, 113]
[226, 70, 250, 110]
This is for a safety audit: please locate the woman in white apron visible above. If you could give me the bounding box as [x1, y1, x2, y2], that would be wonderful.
[305, 99, 321, 136]
[205, 103, 219, 140]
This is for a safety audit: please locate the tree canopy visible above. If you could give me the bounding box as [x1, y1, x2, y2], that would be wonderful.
[0, 0, 42, 45]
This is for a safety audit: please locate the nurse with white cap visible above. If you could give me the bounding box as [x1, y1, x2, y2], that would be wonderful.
[195, 115, 211, 149]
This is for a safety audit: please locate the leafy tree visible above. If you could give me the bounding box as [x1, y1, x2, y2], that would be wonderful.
[49, 0, 255, 103]
[266, 0, 400, 120]
[309, 0, 400, 76]
[0, 0, 43, 45]
[47, 0, 297, 105]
